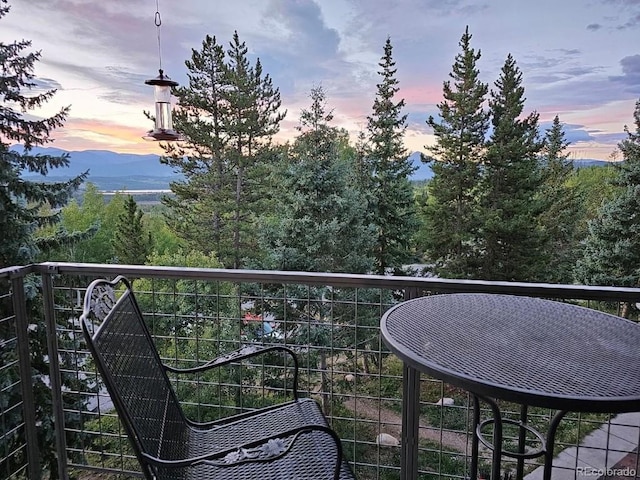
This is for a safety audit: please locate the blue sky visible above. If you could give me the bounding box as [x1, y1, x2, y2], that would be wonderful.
[1, 0, 639, 159]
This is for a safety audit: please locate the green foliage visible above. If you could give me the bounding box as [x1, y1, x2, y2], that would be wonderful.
[257, 86, 378, 411]
[0, 2, 88, 477]
[48, 184, 125, 263]
[137, 250, 286, 413]
[145, 209, 182, 257]
[79, 414, 139, 475]
[577, 99, 640, 299]
[568, 164, 619, 225]
[259, 86, 374, 274]
[0, 1, 86, 268]
[478, 54, 545, 281]
[537, 116, 583, 283]
[421, 27, 489, 278]
[135, 250, 252, 406]
[364, 38, 417, 274]
[42, 185, 172, 265]
[161, 35, 231, 261]
[161, 32, 284, 269]
[141, 249, 233, 335]
[112, 195, 151, 265]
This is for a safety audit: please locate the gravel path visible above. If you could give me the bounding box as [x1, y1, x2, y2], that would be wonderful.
[342, 396, 474, 453]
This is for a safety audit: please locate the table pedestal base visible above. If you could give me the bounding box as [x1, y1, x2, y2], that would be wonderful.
[472, 395, 567, 480]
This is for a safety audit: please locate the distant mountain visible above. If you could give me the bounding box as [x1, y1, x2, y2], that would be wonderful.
[11, 145, 177, 178]
[408, 152, 614, 182]
[12, 146, 613, 191]
[571, 159, 612, 169]
[408, 151, 434, 181]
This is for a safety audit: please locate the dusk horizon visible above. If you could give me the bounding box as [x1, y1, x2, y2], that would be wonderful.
[1, 0, 638, 159]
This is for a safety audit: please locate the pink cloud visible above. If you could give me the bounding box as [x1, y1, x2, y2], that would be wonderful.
[400, 82, 444, 105]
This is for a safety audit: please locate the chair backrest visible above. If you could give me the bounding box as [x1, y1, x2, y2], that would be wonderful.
[81, 276, 189, 476]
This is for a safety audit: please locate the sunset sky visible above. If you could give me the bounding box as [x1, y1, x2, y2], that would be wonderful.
[2, 0, 639, 159]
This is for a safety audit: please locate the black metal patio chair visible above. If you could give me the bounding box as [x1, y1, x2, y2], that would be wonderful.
[80, 275, 355, 480]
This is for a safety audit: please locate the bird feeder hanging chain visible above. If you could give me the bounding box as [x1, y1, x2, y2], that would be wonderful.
[155, 0, 163, 72]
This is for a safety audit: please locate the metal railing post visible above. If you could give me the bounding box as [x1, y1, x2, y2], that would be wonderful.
[41, 269, 69, 480]
[401, 286, 421, 480]
[10, 271, 41, 479]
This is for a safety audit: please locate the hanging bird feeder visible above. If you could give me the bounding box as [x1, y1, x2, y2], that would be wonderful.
[143, 1, 182, 142]
[144, 69, 180, 141]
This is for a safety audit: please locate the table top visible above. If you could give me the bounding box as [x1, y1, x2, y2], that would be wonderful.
[380, 293, 640, 412]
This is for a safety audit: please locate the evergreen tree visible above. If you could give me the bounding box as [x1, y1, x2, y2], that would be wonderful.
[258, 87, 374, 412]
[112, 195, 151, 264]
[568, 163, 620, 225]
[224, 31, 285, 268]
[0, 2, 86, 477]
[537, 116, 582, 283]
[260, 86, 374, 274]
[366, 38, 417, 274]
[479, 54, 544, 281]
[161, 35, 231, 259]
[576, 99, 640, 316]
[46, 185, 125, 263]
[421, 27, 489, 278]
[0, 4, 86, 268]
[161, 32, 284, 268]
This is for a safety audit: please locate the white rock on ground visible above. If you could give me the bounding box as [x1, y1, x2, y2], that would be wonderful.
[376, 433, 400, 447]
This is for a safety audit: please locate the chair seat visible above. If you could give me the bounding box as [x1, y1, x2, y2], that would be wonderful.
[156, 399, 354, 479]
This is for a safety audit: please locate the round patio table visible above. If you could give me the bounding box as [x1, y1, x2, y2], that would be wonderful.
[380, 293, 640, 480]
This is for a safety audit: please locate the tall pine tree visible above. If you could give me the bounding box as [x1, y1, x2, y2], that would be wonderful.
[479, 54, 544, 281]
[576, 99, 640, 316]
[0, 1, 87, 477]
[421, 27, 489, 278]
[224, 32, 285, 268]
[258, 87, 374, 412]
[537, 116, 582, 283]
[161, 35, 231, 259]
[0, 6, 86, 267]
[260, 86, 373, 274]
[161, 32, 284, 268]
[366, 38, 416, 274]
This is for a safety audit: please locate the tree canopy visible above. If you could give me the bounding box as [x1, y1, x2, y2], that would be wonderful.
[160, 32, 284, 269]
[577, 99, 640, 294]
[478, 54, 544, 281]
[0, 2, 87, 476]
[365, 38, 417, 274]
[421, 27, 488, 278]
[0, 0, 86, 268]
[259, 86, 374, 274]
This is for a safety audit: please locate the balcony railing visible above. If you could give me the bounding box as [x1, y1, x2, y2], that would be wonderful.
[1, 262, 639, 479]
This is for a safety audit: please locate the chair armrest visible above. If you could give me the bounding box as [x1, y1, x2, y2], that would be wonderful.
[140, 424, 344, 480]
[164, 344, 300, 399]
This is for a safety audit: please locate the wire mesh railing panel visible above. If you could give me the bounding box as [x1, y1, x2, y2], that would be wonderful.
[0, 281, 28, 479]
[4, 263, 638, 479]
[48, 273, 408, 479]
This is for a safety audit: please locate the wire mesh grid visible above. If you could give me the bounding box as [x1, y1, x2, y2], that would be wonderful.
[1, 266, 638, 479]
[53, 275, 410, 479]
[0, 284, 29, 479]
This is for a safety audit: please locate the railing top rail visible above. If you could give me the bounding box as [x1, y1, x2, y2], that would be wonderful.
[0, 264, 37, 279]
[5, 261, 631, 302]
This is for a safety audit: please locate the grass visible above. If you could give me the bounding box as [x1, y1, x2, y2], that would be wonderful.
[353, 353, 613, 476]
[70, 350, 614, 479]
